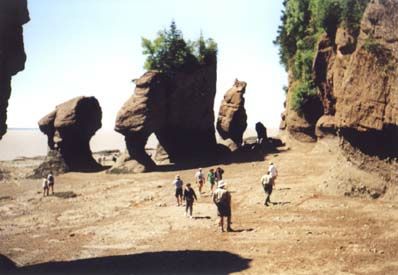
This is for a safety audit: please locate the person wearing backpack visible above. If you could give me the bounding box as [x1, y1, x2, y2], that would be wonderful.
[212, 180, 232, 232]
[183, 183, 197, 218]
[261, 171, 274, 206]
[47, 171, 55, 195]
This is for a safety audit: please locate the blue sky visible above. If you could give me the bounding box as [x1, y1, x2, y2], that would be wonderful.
[10, 0, 287, 130]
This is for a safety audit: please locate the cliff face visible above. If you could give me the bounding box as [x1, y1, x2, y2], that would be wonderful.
[0, 0, 30, 139]
[283, 0, 398, 158]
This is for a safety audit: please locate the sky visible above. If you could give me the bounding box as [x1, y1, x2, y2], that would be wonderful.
[10, 0, 287, 131]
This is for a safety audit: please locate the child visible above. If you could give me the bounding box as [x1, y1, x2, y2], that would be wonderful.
[194, 168, 205, 193]
[47, 171, 55, 195]
[42, 177, 49, 197]
[183, 183, 197, 218]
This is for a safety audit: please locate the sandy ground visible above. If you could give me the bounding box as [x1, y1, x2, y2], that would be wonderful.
[0, 137, 398, 274]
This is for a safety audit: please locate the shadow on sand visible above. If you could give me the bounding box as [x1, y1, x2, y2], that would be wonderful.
[271, 201, 291, 206]
[228, 228, 254, 233]
[154, 142, 287, 173]
[192, 216, 211, 220]
[1, 250, 251, 275]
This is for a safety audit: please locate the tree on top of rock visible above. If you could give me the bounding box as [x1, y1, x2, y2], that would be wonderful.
[141, 20, 217, 75]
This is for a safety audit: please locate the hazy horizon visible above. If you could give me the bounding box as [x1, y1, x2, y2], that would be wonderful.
[0, 127, 279, 161]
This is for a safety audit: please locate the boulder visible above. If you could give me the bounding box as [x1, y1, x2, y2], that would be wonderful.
[34, 96, 102, 176]
[255, 122, 268, 144]
[315, 115, 337, 138]
[0, 0, 29, 139]
[216, 79, 248, 146]
[114, 63, 218, 172]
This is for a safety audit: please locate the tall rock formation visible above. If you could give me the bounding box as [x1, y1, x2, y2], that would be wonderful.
[0, 0, 29, 139]
[34, 96, 102, 175]
[282, 0, 398, 158]
[314, 0, 398, 157]
[279, 0, 398, 187]
[114, 63, 218, 172]
[216, 79, 248, 147]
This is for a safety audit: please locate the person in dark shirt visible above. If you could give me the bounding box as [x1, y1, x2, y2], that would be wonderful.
[183, 183, 197, 218]
[215, 167, 224, 183]
[173, 175, 184, 206]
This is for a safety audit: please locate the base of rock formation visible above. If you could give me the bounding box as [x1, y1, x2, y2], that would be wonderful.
[31, 150, 69, 178]
[107, 152, 151, 174]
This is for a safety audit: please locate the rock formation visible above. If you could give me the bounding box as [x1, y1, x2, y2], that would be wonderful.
[0, 0, 29, 139]
[34, 96, 102, 175]
[283, 0, 398, 156]
[216, 79, 248, 147]
[279, 0, 398, 187]
[114, 63, 218, 172]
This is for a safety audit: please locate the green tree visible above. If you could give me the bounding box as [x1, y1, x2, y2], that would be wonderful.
[141, 21, 217, 75]
[274, 0, 369, 113]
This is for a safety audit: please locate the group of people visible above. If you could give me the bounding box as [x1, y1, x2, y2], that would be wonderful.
[194, 167, 224, 194]
[42, 171, 55, 197]
[172, 175, 198, 218]
[172, 167, 232, 232]
[172, 162, 278, 232]
[97, 154, 118, 165]
[173, 170, 232, 231]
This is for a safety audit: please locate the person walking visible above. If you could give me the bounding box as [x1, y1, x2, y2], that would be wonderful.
[194, 168, 205, 194]
[261, 172, 273, 206]
[42, 177, 49, 197]
[212, 180, 232, 232]
[47, 171, 55, 195]
[173, 175, 184, 206]
[215, 167, 224, 183]
[207, 168, 216, 193]
[268, 162, 278, 185]
[183, 183, 197, 218]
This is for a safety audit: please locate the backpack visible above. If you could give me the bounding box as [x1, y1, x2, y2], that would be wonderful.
[213, 189, 227, 204]
[261, 175, 271, 186]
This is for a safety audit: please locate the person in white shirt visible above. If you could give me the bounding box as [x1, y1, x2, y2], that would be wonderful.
[268, 162, 278, 183]
[194, 168, 205, 193]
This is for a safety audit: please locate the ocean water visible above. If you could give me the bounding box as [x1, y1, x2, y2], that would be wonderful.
[0, 129, 126, 161]
[0, 128, 278, 161]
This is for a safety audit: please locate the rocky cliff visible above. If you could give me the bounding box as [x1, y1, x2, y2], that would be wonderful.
[282, 0, 398, 156]
[0, 0, 29, 139]
[280, 0, 398, 184]
[114, 62, 218, 172]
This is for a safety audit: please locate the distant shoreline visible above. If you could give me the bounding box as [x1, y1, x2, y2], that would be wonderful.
[0, 128, 279, 161]
[7, 128, 39, 131]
